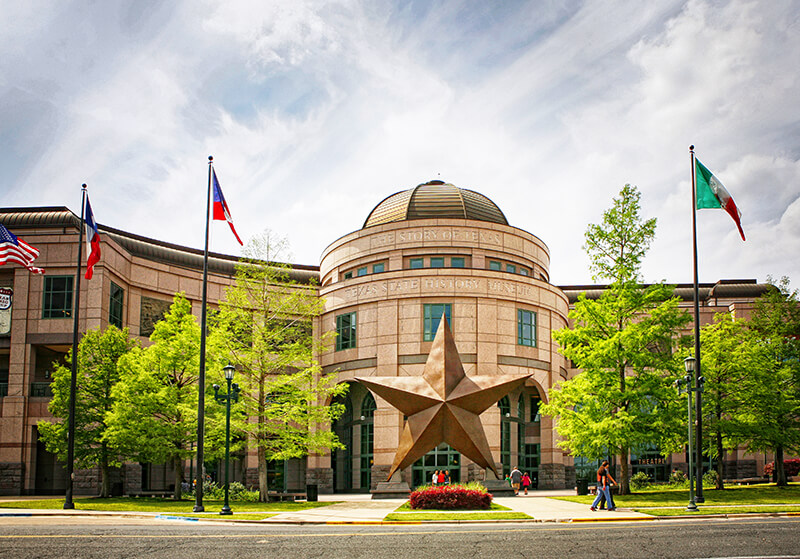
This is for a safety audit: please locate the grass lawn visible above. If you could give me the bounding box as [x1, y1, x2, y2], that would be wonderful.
[394, 501, 512, 512]
[637, 505, 800, 516]
[554, 483, 800, 508]
[385, 500, 529, 521]
[0, 497, 334, 513]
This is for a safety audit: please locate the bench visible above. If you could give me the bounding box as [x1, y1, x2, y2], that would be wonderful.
[127, 491, 175, 498]
[266, 492, 307, 502]
[722, 477, 769, 485]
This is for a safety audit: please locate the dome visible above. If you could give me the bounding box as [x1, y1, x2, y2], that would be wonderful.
[363, 180, 509, 228]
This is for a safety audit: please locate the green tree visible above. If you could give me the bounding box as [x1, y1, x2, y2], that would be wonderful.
[210, 232, 346, 501]
[542, 185, 689, 494]
[733, 278, 800, 486]
[105, 293, 210, 500]
[37, 326, 139, 497]
[696, 312, 759, 489]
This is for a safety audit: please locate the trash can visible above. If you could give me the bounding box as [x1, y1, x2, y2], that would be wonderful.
[576, 479, 589, 495]
[306, 484, 318, 502]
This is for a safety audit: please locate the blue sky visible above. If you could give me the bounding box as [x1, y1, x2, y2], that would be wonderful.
[2, 0, 799, 286]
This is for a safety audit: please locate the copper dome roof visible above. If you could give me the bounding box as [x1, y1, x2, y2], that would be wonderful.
[363, 180, 508, 228]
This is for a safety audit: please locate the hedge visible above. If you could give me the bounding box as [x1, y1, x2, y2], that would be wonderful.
[409, 484, 492, 510]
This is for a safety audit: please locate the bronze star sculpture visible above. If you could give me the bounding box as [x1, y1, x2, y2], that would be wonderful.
[357, 315, 532, 480]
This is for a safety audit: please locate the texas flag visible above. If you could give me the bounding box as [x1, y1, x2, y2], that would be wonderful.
[84, 196, 101, 279]
[212, 169, 243, 245]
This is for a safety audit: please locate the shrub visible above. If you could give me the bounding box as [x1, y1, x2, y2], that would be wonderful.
[703, 469, 719, 486]
[409, 483, 492, 510]
[629, 471, 652, 491]
[764, 459, 800, 477]
[669, 469, 688, 487]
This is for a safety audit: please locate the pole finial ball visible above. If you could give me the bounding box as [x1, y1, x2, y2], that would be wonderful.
[689, 145, 694, 151]
[208, 155, 213, 162]
[82, 183, 87, 188]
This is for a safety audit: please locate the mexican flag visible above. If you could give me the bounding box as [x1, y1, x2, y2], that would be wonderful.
[695, 158, 746, 241]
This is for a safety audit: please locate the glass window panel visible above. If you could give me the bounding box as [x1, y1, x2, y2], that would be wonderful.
[43, 276, 74, 319]
[489, 261, 502, 271]
[372, 263, 385, 273]
[336, 312, 356, 351]
[506, 264, 516, 273]
[409, 258, 424, 269]
[450, 257, 465, 268]
[423, 303, 451, 341]
[357, 267, 368, 276]
[430, 257, 444, 268]
[517, 309, 537, 347]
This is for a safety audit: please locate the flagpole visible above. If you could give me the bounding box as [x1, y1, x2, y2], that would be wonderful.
[689, 145, 705, 503]
[64, 184, 87, 510]
[194, 156, 213, 512]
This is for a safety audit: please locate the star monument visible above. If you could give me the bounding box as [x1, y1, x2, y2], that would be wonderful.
[357, 315, 532, 481]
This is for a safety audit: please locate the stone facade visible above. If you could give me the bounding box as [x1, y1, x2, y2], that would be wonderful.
[0, 462, 23, 495]
[0, 198, 784, 497]
[306, 467, 334, 493]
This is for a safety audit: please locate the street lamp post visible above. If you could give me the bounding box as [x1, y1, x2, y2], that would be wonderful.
[213, 364, 240, 516]
[678, 357, 698, 512]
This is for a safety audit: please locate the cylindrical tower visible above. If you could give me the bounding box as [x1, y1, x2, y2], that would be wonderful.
[309, 180, 570, 493]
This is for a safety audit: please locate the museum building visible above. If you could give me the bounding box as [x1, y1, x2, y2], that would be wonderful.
[0, 181, 773, 496]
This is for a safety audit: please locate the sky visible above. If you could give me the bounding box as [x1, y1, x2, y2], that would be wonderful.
[2, 0, 799, 287]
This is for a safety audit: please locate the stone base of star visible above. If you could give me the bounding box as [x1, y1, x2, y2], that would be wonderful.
[371, 480, 412, 499]
[481, 479, 517, 496]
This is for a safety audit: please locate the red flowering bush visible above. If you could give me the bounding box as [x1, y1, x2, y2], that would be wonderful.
[764, 459, 800, 477]
[409, 484, 492, 510]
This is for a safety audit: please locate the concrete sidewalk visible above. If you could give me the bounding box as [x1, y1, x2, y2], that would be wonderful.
[0, 491, 653, 524]
[260, 490, 653, 524]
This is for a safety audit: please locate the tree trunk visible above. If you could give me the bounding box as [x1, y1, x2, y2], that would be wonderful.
[775, 445, 787, 486]
[100, 444, 110, 498]
[714, 437, 724, 490]
[258, 444, 268, 502]
[173, 457, 184, 500]
[619, 448, 630, 495]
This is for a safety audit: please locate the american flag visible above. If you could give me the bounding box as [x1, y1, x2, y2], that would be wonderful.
[0, 223, 45, 274]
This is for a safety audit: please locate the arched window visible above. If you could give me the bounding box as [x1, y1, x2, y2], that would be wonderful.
[499, 396, 511, 477]
[359, 393, 376, 490]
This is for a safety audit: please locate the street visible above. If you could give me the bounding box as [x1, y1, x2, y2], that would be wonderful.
[0, 516, 798, 558]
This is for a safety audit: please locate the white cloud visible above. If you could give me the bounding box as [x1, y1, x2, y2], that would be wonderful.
[2, 0, 798, 288]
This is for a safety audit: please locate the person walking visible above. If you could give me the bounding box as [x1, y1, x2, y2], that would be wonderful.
[521, 472, 532, 495]
[510, 466, 523, 495]
[590, 460, 616, 511]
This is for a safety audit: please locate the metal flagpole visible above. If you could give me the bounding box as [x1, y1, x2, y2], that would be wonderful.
[194, 156, 213, 512]
[689, 145, 704, 503]
[64, 184, 87, 510]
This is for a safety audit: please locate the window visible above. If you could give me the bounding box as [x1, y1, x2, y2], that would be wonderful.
[489, 261, 502, 271]
[517, 309, 537, 347]
[450, 257, 465, 268]
[430, 257, 444, 268]
[519, 268, 529, 276]
[372, 263, 385, 274]
[423, 303, 451, 341]
[506, 264, 516, 274]
[43, 276, 73, 319]
[336, 312, 356, 351]
[530, 396, 541, 422]
[357, 266, 368, 277]
[109, 282, 124, 328]
[344, 271, 353, 279]
[409, 258, 424, 269]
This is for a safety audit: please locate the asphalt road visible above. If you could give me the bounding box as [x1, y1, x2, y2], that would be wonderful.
[0, 516, 798, 559]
